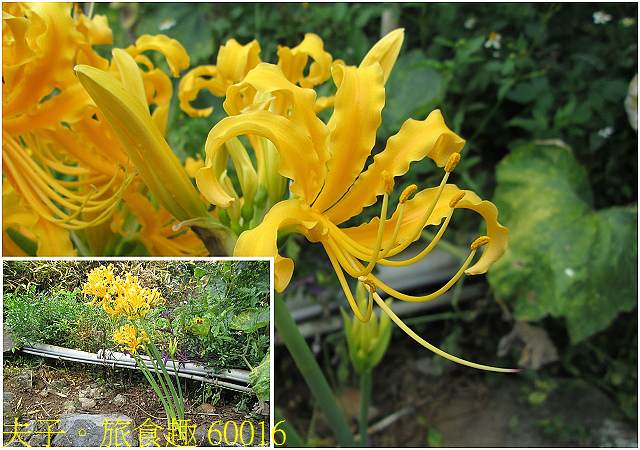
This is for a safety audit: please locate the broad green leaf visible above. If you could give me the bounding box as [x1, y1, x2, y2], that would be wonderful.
[229, 307, 269, 332]
[249, 349, 270, 401]
[489, 143, 637, 343]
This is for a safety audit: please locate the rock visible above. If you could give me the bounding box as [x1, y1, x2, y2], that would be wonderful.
[52, 413, 138, 447]
[252, 401, 269, 416]
[3, 392, 15, 413]
[112, 394, 126, 407]
[79, 397, 96, 409]
[3, 326, 18, 354]
[198, 403, 216, 414]
[9, 370, 32, 390]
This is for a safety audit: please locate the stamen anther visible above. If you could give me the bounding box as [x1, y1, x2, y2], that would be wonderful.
[358, 276, 377, 293]
[399, 184, 418, 203]
[449, 190, 466, 208]
[471, 236, 490, 250]
[381, 170, 394, 195]
[445, 152, 461, 173]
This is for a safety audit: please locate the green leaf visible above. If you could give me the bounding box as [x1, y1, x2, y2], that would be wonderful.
[229, 307, 269, 332]
[249, 349, 270, 401]
[489, 143, 637, 343]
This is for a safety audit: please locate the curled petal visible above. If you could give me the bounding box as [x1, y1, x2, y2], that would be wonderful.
[277, 33, 333, 88]
[125, 34, 190, 77]
[197, 110, 323, 206]
[326, 110, 465, 225]
[216, 39, 261, 84]
[178, 65, 223, 117]
[457, 192, 510, 275]
[359, 28, 404, 84]
[234, 199, 325, 291]
[224, 63, 329, 165]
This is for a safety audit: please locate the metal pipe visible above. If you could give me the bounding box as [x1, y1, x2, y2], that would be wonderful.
[20, 343, 254, 393]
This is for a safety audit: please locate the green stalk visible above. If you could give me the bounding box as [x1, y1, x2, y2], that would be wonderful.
[274, 408, 306, 447]
[359, 371, 372, 447]
[133, 353, 175, 421]
[141, 321, 185, 421]
[172, 358, 185, 416]
[274, 295, 355, 447]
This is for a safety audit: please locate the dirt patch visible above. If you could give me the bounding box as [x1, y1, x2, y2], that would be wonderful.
[3, 355, 268, 447]
[276, 330, 637, 447]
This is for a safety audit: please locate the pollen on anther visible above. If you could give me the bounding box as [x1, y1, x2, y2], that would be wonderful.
[381, 171, 395, 195]
[358, 276, 377, 293]
[470, 236, 490, 250]
[399, 184, 418, 203]
[445, 152, 461, 172]
[449, 190, 466, 208]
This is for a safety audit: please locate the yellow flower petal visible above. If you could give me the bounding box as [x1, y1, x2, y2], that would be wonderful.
[125, 34, 190, 77]
[339, 184, 463, 248]
[216, 39, 261, 85]
[325, 110, 466, 225]
[312, 63, 385, 213]
[277, 33, 333, 88]
[234, 199, 325, 292]
[75, 65, 210, 222]
[457, 192, 510, 275]
[359, 28, 404, 84]
[178, 65, 222, 117]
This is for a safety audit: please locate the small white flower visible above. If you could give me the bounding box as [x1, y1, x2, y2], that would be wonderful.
[593, 11, 612, 25]
[484, 32, 502, 50]
[159, 18, 176, 31]
[564, 268, 575, 278]
[464, 17, 477, 29]
[597, 126, 615, 139]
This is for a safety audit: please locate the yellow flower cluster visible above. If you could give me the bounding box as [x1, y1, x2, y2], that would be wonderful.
[113, 323, 150, 355]
[83, 265, 163, 319]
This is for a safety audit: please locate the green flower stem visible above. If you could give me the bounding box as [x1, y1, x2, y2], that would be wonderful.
[274, 295, 355, 447]
[141, 322, 185, 421]
[134, 353, 175, 421]
[274, 407, 306, 447]
[359, 371, 372, 447]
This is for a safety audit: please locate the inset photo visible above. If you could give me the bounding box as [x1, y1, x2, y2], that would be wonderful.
[3, 259, 272, 447]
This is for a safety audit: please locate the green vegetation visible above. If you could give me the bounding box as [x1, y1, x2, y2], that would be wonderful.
[3, 260, 270, 374]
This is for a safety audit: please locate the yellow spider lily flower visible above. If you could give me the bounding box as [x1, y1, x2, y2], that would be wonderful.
[113, 323, 150, 355]
[83, 265, 164, 320]
[197, 29, 512, 371]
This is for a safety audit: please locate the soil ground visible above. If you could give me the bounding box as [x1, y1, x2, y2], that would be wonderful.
[3, 354, 268, 447]
[275, 328, 638, 447]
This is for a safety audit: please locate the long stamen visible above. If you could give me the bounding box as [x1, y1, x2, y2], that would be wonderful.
[347, 236, 490, 303]
[349, 171, 393, 278]
[325, 243, 374, 323]
[380, 152, 461, 259]
[376, 183, 417, 260]
[370, 289, 519, 373]
[377, 190, 466, 267]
